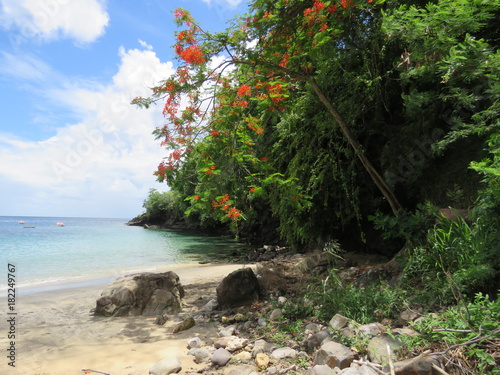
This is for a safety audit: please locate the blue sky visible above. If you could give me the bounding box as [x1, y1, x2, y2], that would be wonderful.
[0, 0, 247, 218]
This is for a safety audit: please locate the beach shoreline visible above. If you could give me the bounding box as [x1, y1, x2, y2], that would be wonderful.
[0, 263, 249, 375]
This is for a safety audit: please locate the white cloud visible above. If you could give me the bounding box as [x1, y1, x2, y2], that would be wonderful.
[0, 45, 177, 218]
[138, 39, 153, 51]
[0, 0, 109, 44]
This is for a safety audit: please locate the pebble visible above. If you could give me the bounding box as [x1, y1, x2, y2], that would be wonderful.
[211, 348, 232, 366]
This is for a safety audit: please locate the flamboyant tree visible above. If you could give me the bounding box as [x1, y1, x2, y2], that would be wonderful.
[133, 0, 403, 235]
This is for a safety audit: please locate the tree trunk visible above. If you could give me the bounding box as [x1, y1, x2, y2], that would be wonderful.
[309, 78, 403, 217]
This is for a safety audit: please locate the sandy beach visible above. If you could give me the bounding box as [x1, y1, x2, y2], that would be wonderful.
[1, 263, 249, 375]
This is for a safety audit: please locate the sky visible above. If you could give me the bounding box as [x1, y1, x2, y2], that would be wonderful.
[0, 0, 248, 219]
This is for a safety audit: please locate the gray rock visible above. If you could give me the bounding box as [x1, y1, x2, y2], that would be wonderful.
[305, 364, 338, 375]
[367, 333, 403, 364]
[226, 365, 255, 375]
[155, 314, 169, 325]
[219, 325, 236, 337]
[95, 271, 184, 317]
[390, 353, 443, 375]
[278, 296, 288, 304]
[252, 339, 276, 357]
[211, 348, 232, 366]
[305, 330, 332, 353]
[329, 314, 350, 330]
[356, 323, 386, 338]
[258, 318, 267, 327]
[314, 341, 358, 369]
[200, 299, 218, 312]
[338, 365, 377, 375]
[187, 337, 202, 349]
[194, 350, 211, 364]
[269, 308, 282, 321]
[149, 356, 182, 375]
[271, 347, 297, 359]
[216, 268, 260, 308]
[305, 323, 321, 333]
[398, 309, 422, 326]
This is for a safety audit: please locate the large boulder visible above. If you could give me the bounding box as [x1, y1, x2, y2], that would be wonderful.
[216, 268, 260, 308]
[94, 271, 184, 317]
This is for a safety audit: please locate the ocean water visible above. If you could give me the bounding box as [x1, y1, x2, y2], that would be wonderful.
[0, 216, 244, 294]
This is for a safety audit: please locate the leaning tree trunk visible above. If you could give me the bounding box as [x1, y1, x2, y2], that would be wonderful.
[309, 78, 403, 217]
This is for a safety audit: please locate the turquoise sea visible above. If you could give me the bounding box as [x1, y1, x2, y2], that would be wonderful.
[0, 216, 244, 295]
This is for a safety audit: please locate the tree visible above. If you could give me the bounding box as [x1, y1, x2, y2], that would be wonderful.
[133, 0, 403, 237]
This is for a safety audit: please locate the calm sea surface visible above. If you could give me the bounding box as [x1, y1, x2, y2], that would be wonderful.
[0, 216, 244, 294]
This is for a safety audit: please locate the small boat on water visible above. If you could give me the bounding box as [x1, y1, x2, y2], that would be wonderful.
[56, 222, 65, 227]
[18, 221, 25, 224]
[24, 226, 35, 228]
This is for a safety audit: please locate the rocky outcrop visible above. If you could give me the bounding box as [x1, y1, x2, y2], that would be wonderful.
[94, 271, 184, 317]
[216, 267, 261, 308]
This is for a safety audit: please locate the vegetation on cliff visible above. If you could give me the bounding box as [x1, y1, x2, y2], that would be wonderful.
[132, 1, 499, 370]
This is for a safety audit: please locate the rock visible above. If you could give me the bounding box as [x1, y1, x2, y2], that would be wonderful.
[172, 316, 195, 334]
[278, 296, 288, 304]
[216, 268, 260, 308]
[255, 353, 270, 369]
[398, 309, 422, 326]
[337, 365, 378, 375]
[267, 367, 278, 374]
[219, 325, 236, 337]
[390, 353, 443, 375]
[200, 299, 218, 312]
[305, 365, 338, 375]
[258, 318, 267, 327]
[95, 271, 184, 317]
[149, 356, 182, 375]
[293, 251, 334, 272]
[211, 348, 232, 366]
[234, 351, 252, 361]
[155, 314, 169, 325]
[214, 338, 228, 349]
[269, 308, 282, 321]
[356, 323, 386, 338]
[271, 347, 297, 359]
[187, 337, 202, 349]
[226, 365, 256, 375]
[391, 327, 419, 337]
[252, 339, 276, 357]
[367, 333, 403, 364]
[305, 323, 321, 333]
[313, 341, 359, 369]
[329, 314, 350, 330]
[188, 348, 211, 364]
[226, 336, 249, 352]
[305, 330, 332, 353]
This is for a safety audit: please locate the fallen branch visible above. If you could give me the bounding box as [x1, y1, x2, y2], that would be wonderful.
[353, 360, 386, 375]
[82, 370, 111, 375]
[432, 363, 450, 375]
[278, 364, 296, 374]
[431, 327, 500, 356]
[387, 344, 396, 375]
[433, 329, 473, 333]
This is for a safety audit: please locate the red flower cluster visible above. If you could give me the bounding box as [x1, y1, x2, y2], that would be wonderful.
[245, 117, 264, 135]
[179, 45, 205, 65]
[237, 84, 251, 96]
[227, 207, 242, 220]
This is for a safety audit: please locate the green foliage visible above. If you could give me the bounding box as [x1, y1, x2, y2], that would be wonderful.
[142, 189, 186, 223]
[400, 216, 498, 306]
[402, 293, 500, 374]
[306, 269, 405, 324]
